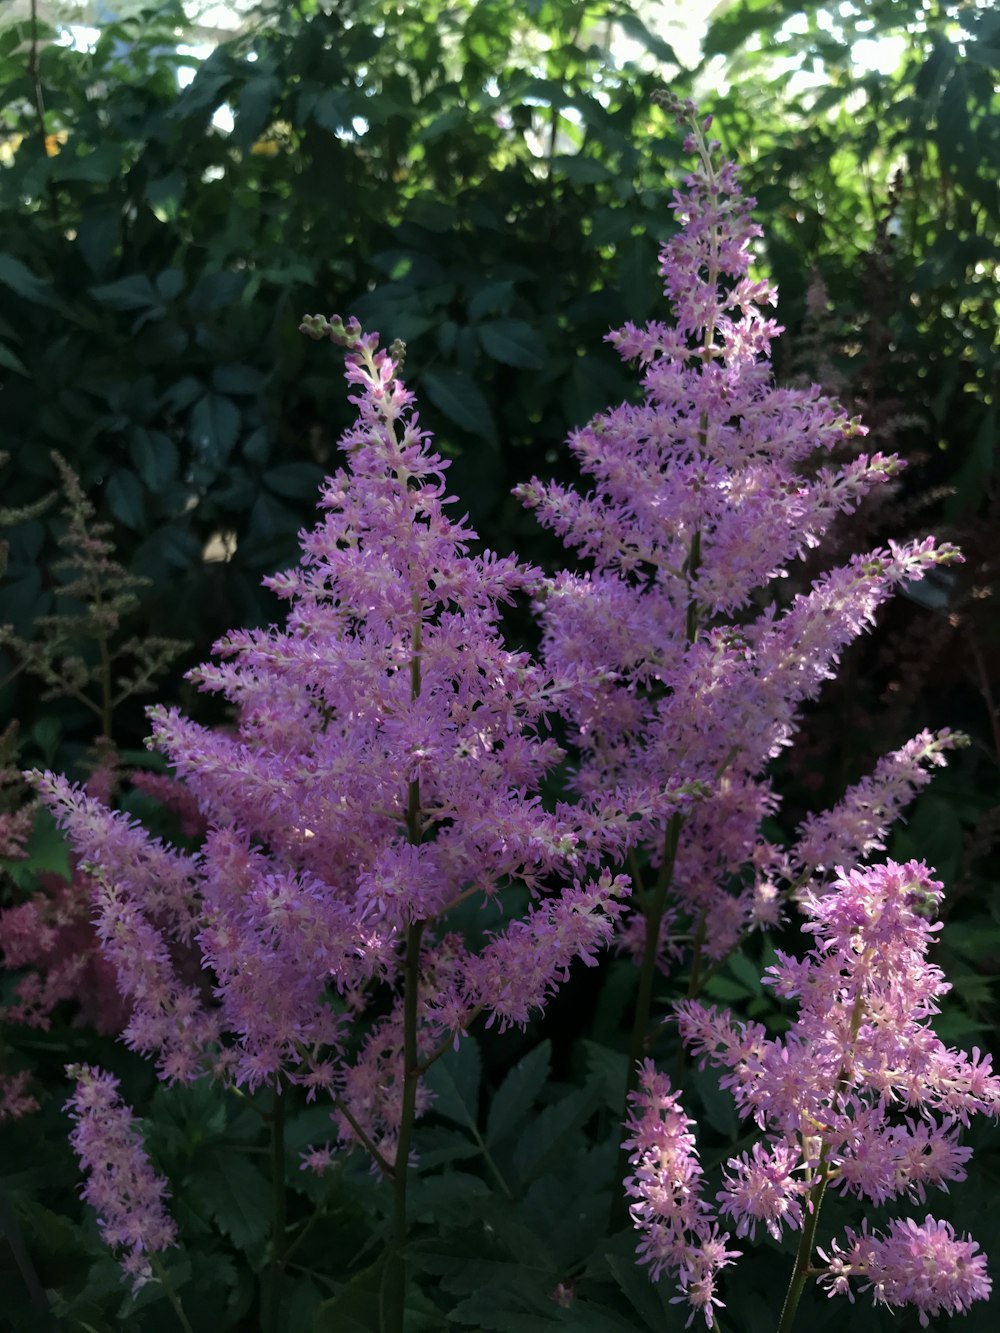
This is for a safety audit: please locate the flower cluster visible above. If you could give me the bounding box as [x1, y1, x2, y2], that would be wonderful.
[626, 860, 998, 1325]
[22, 93, 993, 1333]
[622, 1059, 739, 1327]
[817, 1216, 991, 1326]
[37, 315, 659, 1164]
[65, 1064, 177, 1292]
[517, 97, 962, 962]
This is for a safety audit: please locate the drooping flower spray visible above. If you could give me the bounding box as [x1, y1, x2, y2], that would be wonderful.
[516, 94, 963, 1214]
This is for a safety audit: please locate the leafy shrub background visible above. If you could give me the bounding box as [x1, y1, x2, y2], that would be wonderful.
[1, 1, 998, 1330]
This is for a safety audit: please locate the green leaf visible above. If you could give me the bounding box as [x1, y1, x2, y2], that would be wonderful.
[243, 426, 272, 465]
[409, 1169, 490, 1223]
[467, 280, 515, 320]
[616, 236, 657, 320]
[51, 144, 121, 184]
[105, 468, 146, 530]
[486, 1041, 551, 1146]
[512, 1084, 598, 1181]
[236, 72, 282, 150]
[130, 429, 179, 492]
[477, 319, 546, 369]
[193, 1150, 271, 1253]
[213, 364, 265, 395]
[1, 807, 71, 885]
[312, 89, 352, 135]
[0, 253, 65, 311]
[0, 342, 27, 375]
[580, 1041, 627, 1113]
[417, 106, 467, 142]
[90, 275, 163, 313]
[690, 1064, 739, 1141]
[424, 1037, 481, 1133]
[606, 1240, 668, 1331]
[727, 949, 763, 995]
[262, 462, 324, 499]
[145, 172, 186, 221]
[156, 269, 184, 303]
[190, 392, 240, 464]
[613, 11, 678, 65]
[551, 155, 612, 183]
[421, 368, 498, 446]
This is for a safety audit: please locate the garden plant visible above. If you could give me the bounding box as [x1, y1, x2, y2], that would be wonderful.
[1, 4, 999, 1333]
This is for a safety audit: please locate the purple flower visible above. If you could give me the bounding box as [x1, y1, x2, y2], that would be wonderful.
[37, 322, 641, 1165]
[517, 98, 962, 966]
[65, 1064, 176, 1291]
[817, 1216, 991, 1325]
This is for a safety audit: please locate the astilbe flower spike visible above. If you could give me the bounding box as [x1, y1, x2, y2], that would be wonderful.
[517, 96, 963, 973]
[65, 1063, 177, 1292]
[626, 859, 998, 1327]
[35, 315, 656, 1166]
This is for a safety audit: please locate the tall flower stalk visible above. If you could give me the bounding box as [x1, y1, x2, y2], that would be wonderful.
[516, 96, 963, 1214]
[37, 316, 656, 1330]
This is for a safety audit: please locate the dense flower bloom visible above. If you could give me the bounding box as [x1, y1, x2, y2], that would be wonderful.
[65, 1064, 177, 1291]
[518, 97, 961, 967]
[623, 1059, 739, 1327]
[36, 316, 663, 1163]
[817, 1216, 991, 1325]
[644, 859, 998, 1323]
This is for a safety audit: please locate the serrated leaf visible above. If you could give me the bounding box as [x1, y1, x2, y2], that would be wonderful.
[156, 268, 184, 302]
[409, 1170, 489, 1223]
[421, 368, 498, 446]
[312, 89, 351, 135]
[702, 976, 750, 1002]
[284, 1105, 338, 1154]
[613, 11, 678, 64]
[424, 1037, 481, 1133]
[727, 950, 762, 995]
[486, 1041, 551, 1146]
[605, 1247, 667, 1331]
[580, 1041, 627, 1113]
[690, 1064, 738, 1141]
[242, 426, 271, 465]
[194, 1151, 271, 1252]
[236, 73, 282, 150]
[512, 1084, 598, 1181]
[478, 319, 545, 369]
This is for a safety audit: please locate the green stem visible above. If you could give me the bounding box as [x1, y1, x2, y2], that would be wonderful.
[778, 992, 865, 1332]
[260, 1082, 287, 1333]
[282, 1167, 342, 1267]
[776, 1150, 831, 1333]
[381, 916, 425, 1333]
[610, 812, 683, 1229]
[333, 1095, 396, 1178]
[149, 1254, 194, 1333]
